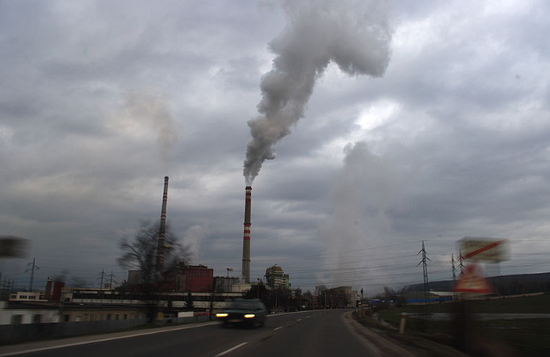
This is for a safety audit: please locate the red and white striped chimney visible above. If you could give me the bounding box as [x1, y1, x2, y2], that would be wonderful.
[242, 186, 252, 283]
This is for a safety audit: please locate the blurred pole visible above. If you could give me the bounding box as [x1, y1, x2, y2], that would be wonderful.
[399, 313, 407, 334]
[26, 258, 39, 292]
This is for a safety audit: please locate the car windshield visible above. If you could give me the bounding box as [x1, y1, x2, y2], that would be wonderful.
[231, 300, 260, 310]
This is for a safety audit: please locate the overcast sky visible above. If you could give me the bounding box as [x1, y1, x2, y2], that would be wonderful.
[1, 0, 550, 295]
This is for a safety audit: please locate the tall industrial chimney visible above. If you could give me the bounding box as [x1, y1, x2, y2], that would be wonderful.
[156, 176, 169, 277]
[242, 186, 252, 283]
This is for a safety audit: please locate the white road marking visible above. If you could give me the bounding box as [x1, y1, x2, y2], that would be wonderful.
[297, 318, 302, 321]
[214, 342, 248, 357]
[274, 326, 283, 331]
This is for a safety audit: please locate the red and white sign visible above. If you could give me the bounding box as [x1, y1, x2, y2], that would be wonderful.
[459, 237, 509, 262]
[453, 264, 494, 294]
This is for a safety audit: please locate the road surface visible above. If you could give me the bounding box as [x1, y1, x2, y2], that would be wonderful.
[0, 310, 380, 357]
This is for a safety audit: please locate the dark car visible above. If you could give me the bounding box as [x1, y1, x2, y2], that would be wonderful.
[215, 298, 267, 328]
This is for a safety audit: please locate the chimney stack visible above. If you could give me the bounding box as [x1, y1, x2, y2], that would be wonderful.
[156, 176, 169, 277]
[242, 186, 252, 283]
[45, 277, 53, 300]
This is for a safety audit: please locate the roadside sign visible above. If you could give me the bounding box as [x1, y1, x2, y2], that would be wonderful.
[0, 236, 29, 258]
[459, 237, 509, 262]
[453, 263, 494, 294]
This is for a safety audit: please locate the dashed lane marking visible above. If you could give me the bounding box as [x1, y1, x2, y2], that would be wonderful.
[214, 342, 248, 357]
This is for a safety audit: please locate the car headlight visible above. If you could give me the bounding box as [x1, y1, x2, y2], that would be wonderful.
[216, 313, 228, 318]
[244, 314, 256, 318]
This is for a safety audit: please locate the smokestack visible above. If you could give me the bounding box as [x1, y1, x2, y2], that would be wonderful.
[156, 176, 169, 277]
[45, 277, 53, 300]
[242, 186, 252, 283]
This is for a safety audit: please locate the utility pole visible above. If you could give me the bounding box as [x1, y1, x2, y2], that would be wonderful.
[109, 271, 115, 289]
[25, 258, 39, 291]
[275, 287, 278, 312]
[0, 277, 5, 300]
[417, 241, 430, 305]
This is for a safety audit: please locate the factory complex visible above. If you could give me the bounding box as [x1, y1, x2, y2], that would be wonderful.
[0, 177, 359, 338]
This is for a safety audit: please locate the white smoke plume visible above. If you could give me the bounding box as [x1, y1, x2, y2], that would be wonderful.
[319, 142, 404, 293]
[122, 91, 178, 170]
[243, 0, 392, 185]
[183, 224, 210, 261]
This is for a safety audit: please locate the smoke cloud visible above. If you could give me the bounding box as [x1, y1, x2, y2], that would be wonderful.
[243, 0, 392, 184]
[122, 91, 178, 170]
[319, 142, 403, 293]
[183, 224, 210, 261]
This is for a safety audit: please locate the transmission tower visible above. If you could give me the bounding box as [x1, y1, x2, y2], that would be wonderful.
[25, 258, 40, 291]
[417, 241, 430, 304]
[98, 269, 108, 289]
[458, 249, 465, 277]
[451, 254, 457, 281]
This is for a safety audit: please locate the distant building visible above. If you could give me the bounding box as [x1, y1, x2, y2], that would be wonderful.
[9, 292, 47, 302]
[159, 263, 214, 292]
[9, 281, 65, 303]
[127, 270, 143, 285]
[214, 276, 241, 293]
[127, 263, 215, 293]
[176, 264, 214, 292]
[265, 265, 291, 289]
[323, 286, 357, 308]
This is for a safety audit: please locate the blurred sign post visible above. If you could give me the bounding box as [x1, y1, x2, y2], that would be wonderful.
[0, 236, 30, 288]
[453, 263, 494, 294]
[0, 236, 29, 258]
[453, 237, 509, 295]
[459, 237, 509, 262]
[452, 237, 510, 353]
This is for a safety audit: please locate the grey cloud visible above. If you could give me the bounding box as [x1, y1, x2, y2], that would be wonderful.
[2, 0, 550, 294]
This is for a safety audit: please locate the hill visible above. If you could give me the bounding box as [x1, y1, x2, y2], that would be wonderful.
[404, 272, 550, 295]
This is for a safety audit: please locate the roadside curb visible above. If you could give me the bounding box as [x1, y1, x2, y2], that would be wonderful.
[345, 312, 416, 357]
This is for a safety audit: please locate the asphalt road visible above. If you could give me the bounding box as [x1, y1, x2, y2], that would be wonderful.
[0, 310, 380, 357]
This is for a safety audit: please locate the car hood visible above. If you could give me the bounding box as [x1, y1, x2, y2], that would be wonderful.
[219, 309, 261, 314]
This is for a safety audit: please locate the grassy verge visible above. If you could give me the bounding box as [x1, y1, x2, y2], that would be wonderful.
[375, 294, 550, 356]
[478, 319, 550, 357]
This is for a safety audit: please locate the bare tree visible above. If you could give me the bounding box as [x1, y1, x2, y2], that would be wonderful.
[118, 219, 192, 284]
